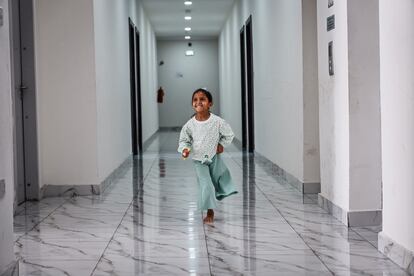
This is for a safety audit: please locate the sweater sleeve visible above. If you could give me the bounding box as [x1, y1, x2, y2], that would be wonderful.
[178, 122, 193, 153]
[218, 119, 234, 147]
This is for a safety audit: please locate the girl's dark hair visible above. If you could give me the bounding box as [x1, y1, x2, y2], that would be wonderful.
[192, 88, 213, 103]
[191, 88, 213, 118]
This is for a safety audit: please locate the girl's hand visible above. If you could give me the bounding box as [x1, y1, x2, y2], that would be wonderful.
[182, 148, 190, 159]
[216, 144, 224, 154]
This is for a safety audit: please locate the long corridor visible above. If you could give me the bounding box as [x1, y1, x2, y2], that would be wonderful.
[14, 131, 408, 275]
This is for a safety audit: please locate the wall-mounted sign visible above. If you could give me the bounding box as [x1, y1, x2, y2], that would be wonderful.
[0, 7, 4, 27]
[0, 179, 5, 199]
[328, 0, 334, 8]
[328, 41, 334, 76]
[327, 15, 335, 31]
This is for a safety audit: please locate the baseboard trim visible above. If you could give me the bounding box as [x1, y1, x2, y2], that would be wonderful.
[40, 156, 132, 198]
[378, 232, 414, 275]
[142, 129, 161, 152]
[318, 193, 348, 225]
[254, 152, 320, 194]
[348, 209, 382, 227]
[318, 194, 382, 227]
[0, 260, 19, 276]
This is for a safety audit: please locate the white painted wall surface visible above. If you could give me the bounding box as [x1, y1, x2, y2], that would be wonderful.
[379, 0, 414, 252]
[219, 0, 320, 184]
[93, 0, 132, 182]
[34, 0, 158, 187]
[0, 0, 16, 271]
[302, 0, 320, 183]
[251, 0, 304, 180]
[130, 0, 159, 142]
[158, 40, 220, 127]
[35, 0, 99, 186]
[141, 17, 159, 142]
[317, 0, 350, 211]
[219, 6, 242, 140]
[347, 0, 381, 211]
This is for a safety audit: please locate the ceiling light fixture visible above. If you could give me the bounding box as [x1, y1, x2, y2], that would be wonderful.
[184, 1, 192, 6]
[185, 27, 191, 31]
[185, 16, 192, 20]
[185, 36, 191, 40]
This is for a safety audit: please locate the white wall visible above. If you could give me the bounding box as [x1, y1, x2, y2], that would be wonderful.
[347, 0, 381, 211]
[219, 0, 320, 184]
[0, 0, 16, 271]
[35, 0, 99, 186]
[93, 0, 132, 182]
[130, 0, 159, 142]
[252, 0, 304, 180]
[94, 0, 158, 181]
[219, 5, 243, 140]
[379, 0, 414, 253]
[302, 0, 320, 183]
[317, 0, 382, 218]
[158, 40, 220, 127]
[317, 0, 350, 211]
[33, 0, 158, 187]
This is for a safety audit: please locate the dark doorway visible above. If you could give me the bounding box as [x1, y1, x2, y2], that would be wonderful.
[240, 26, 247, 150]
[135, 28, 143, 152]
[11, 0, 39, 205]
[129, 19, 138, 155]
[245, 16, 255, 153]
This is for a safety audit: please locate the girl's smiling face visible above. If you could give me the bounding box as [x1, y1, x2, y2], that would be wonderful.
[192, 91, 212, 113]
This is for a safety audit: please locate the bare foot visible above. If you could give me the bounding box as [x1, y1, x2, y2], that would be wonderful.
[203, 209, 214, 224]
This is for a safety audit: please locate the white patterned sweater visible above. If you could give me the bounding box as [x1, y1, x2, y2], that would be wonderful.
[178, 113, 234, 163]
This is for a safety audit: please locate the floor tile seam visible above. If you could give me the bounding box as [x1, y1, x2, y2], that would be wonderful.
[89, 131, 175, 275]
[206, 152, 269, 275]
[89, 148, 160, 276]
[349, 227, 379, 249]
[256, 184, 337, 275]
[227, 152, 335, 275]
[17, 256, 102, 262]
[348, 227, 407, 273]
[14, 203, 34, 216]
[14, 198, 72, 243]
[202, 213, 214, 276]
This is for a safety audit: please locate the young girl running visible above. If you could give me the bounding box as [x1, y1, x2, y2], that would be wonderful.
[178, 88, 238, 224]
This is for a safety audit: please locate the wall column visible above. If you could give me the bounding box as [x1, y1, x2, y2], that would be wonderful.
[317, 0, 382, 227]
[0, 0, 19, 274]
[378, 0, 414, 274]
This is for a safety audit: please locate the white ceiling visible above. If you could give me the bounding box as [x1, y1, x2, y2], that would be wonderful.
[141, 0, 236, 40]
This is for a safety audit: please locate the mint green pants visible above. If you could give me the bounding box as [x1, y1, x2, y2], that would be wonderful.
[193, 154, 238, 211]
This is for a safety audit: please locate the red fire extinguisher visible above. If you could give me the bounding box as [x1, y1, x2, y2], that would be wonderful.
[157, 86, 165, 103]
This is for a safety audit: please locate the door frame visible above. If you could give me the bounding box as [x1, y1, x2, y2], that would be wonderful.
[240, 26, 247, 150]
[10, 0, 40, 204]
[128, 18, 138, 155]
[245, 15, 255, 153]
[135, 27, 143, 152]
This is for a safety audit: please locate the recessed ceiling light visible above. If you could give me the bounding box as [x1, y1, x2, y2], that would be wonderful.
[185, 27, 191, 31]
[185, 36, 191, 40]
[184, 1, 192, 6]
[185, 50, 194, 56]
[185, 16, 192, 20]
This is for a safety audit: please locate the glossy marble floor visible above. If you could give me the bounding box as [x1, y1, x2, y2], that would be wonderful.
[14, 131, 409, 275]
